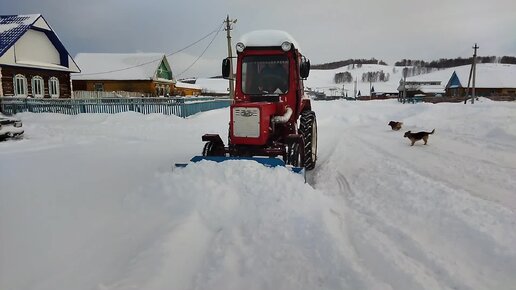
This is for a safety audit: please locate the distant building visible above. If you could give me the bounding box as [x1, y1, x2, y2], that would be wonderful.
[397, 80, 445, 98]
[444, 64, 516, 98]
[0, 14, 80, 98]
[174, 81, 201, 96]
[194, 78, 229, 96]
[72, 53, 174, 97]
[398, 64, 516, 99]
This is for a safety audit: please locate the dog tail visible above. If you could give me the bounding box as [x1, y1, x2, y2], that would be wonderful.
[430, 129, 435, 134]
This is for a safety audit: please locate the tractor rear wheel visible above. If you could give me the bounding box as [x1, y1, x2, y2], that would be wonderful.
[286, 142, 300, 167]
[299, 110, 317, 170]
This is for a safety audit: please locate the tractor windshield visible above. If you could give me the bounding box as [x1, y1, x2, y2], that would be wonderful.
[242, 55, 289, 95]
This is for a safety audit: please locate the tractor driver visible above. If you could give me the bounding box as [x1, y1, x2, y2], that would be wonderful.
[258, 62, 288, 94]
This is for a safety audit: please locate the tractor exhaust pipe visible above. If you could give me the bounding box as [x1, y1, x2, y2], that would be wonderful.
[271, 107, 293, 124]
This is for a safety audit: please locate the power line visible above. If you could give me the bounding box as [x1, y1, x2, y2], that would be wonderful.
[175, 23, 224, 78]
[79, 23, 224, 76]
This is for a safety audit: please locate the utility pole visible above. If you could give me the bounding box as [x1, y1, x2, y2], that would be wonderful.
[471, 43, 479, 104]
[402, 67, 408, 103]
[224, 15, 237, 100]
[369, 79, 372, 100]
[353, 77, 357, 99]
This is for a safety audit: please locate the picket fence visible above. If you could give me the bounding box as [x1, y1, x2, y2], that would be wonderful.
[0, 97, 231, 118]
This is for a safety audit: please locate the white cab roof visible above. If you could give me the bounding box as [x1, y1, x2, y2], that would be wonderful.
[239, 30, 300, 50]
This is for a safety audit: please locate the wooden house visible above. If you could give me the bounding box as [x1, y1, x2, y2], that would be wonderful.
[0, 14, 80, 98]
[174, 81, 202, 96]
[444, 64, 516, 98]
[72, 53, 175, 97]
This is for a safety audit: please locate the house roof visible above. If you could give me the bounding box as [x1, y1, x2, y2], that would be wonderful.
[0, 14, 40, 56]
[195, 78, 230, 94]
[405, 63, 516, 89]
[73, 53, 173, 81]
[175, 81, 202, 90]
[0, 14, 80, 72]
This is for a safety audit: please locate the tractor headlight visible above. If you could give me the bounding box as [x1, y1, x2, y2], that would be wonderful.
[281, 41, 292, 51]
[14, 121, 22, 128]
[236, 42, 245, 52]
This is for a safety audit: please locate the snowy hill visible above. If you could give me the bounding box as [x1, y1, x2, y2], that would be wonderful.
[405, 63, 516, 88]
[1, 99, 516, 290]
[196, 64, 407, 98]
[305, 64, 405, 97]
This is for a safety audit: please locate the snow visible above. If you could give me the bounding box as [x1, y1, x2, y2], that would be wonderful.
[239, 30, 300, 50]
[407, 63, 516, 89]
[0, 14, 40, 33]
[175, 81, 202, 90]
[1, 99, 516, 290]
[195, 78, 229, 94]
[189, 63, 516, 98]
[305, 64, 404, 97]
[72, 53, 170, 81]
[14, 60, 71, 71]
[195, 64, 405, 97]
[0, 23, 19, 33]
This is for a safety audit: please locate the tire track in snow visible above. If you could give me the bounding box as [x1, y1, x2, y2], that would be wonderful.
[356, 130, 516, 209]
[313, 131, 516, 290]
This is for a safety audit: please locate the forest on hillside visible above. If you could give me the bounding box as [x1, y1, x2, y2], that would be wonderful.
[394, 56, 516, 68]
[313, 56, 516, 70]
[312, 58, 387, 70]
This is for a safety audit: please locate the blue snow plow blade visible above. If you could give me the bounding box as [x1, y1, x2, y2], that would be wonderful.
[175, 156, 305, 176]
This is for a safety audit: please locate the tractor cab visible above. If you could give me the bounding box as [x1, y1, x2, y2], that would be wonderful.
[242, 55, 289, 96]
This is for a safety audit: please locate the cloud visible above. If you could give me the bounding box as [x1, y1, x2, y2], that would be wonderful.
[2, 0, 516, 76]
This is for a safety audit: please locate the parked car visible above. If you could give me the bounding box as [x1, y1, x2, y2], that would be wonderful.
[0, 116, 24, 141]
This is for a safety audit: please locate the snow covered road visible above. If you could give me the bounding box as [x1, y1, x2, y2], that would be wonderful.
[313, 101, 516, 289]
[1, 99, 516, 290]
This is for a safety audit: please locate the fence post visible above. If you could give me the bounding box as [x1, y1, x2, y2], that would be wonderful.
[25, 98, 32, 112]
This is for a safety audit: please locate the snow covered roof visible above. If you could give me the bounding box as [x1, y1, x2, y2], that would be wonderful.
[0, 14, 80, 72]
[406, 63, 516, 89]
[175, 81, 201, 90]
[194, 78, 229, 94]
[0, 14, 40, 56]
[239, 30, 300, 50]
[72, 53, 173, 81]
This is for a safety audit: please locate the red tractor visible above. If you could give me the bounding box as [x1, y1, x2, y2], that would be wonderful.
[192, 30, 317, 172]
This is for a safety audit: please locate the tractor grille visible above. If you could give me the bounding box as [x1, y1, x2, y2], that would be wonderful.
[233, 107, 260, 138]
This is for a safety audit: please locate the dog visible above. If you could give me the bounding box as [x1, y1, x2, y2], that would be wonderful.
[388, 121, 403, 131]
[404, 129, 435, 146]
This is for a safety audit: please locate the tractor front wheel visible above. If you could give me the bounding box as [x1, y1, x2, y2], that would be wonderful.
[202, 141, 225, 156]
[299, 110, 317, 170]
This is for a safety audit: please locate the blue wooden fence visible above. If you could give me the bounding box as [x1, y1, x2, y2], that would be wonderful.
[0, 97, 231, 118]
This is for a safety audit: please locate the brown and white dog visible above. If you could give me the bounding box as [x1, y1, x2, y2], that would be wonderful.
[388, 121, 403, 131]
[404, 129, 435, 146]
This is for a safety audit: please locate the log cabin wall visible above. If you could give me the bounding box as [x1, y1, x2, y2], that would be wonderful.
[0, 65, 71, 98]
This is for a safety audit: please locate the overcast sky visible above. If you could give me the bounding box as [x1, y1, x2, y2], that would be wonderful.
[3, 0, 516, 78]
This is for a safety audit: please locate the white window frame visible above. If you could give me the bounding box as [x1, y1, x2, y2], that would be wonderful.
[49, 77, 60, 98]
[31, 76, 44, 98]
[14, 74, 28, 97]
